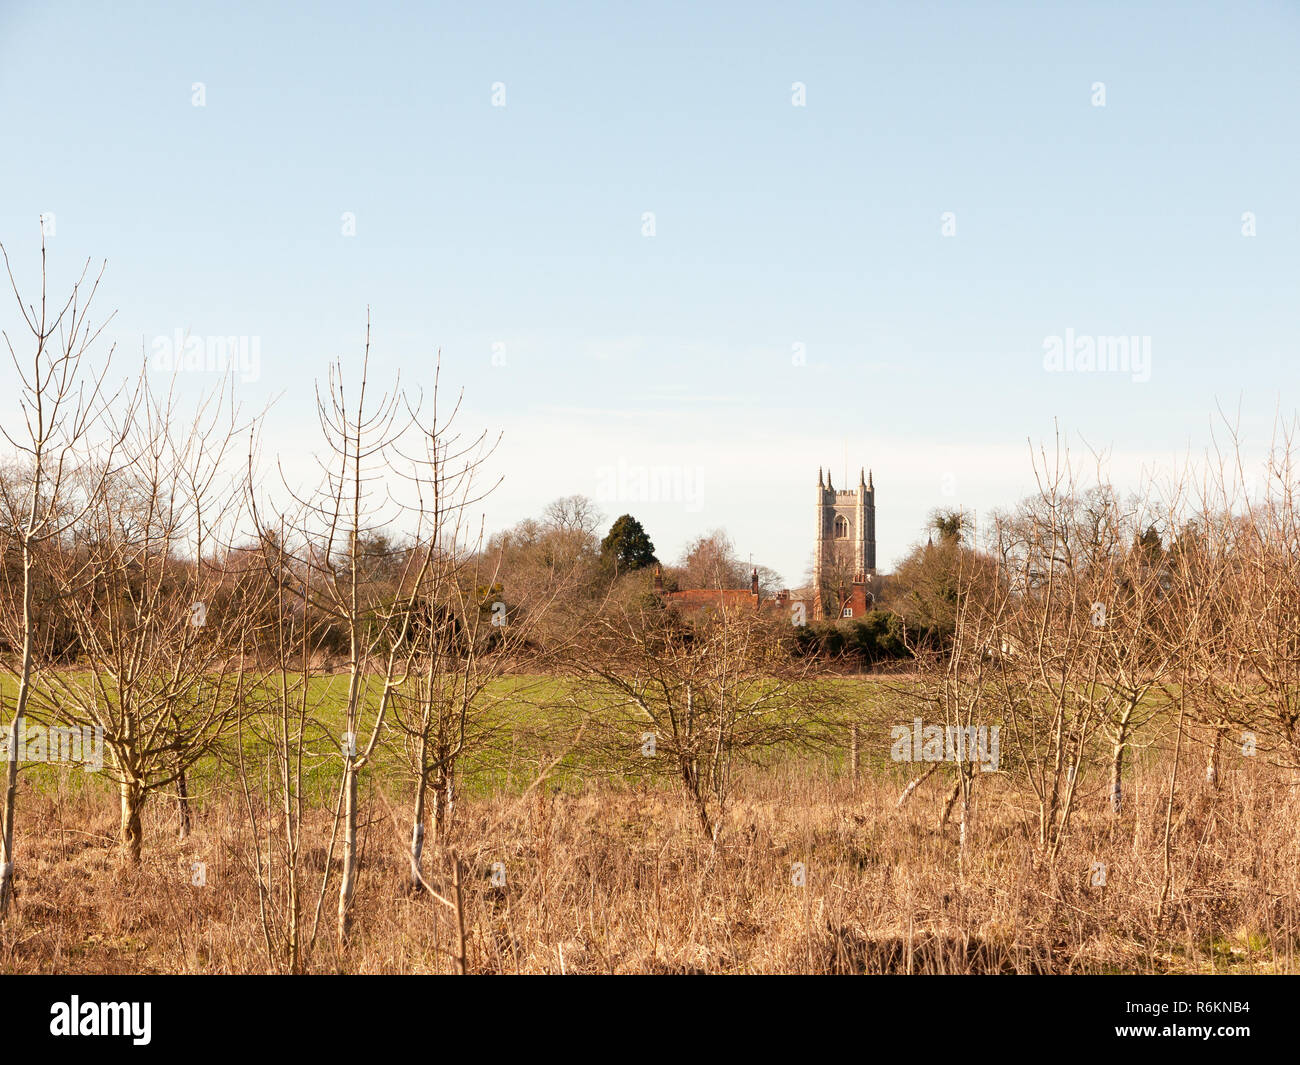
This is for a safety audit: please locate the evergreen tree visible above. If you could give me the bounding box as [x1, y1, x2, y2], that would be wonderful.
[601, 514, 657, 573]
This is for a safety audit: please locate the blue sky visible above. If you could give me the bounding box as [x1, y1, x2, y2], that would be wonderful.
[1, 1, 1296, 585]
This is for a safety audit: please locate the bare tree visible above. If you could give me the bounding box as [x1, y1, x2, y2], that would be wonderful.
[973, 446, 1121, 859]
[0, 235, 127, 913]
[41, 375, 253, 864]
[238, 514, 328, 973]
[574, 599, 840, 842]
[1186, 420, 1300, 776]
[390, 370, 584, 889]
[251, 320, 444, 949]
[902, 526, 1003, 870]
[388, 364, 506, 881]
[1089, 506, 1187, 816]
[486, 495, 606, 641]
[673, 529, 749, 592]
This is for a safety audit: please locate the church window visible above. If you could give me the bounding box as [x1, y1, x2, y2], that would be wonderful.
[834, 515, 848, 539]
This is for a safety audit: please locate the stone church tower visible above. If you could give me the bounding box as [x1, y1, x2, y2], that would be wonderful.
[813, 467, 876, 619]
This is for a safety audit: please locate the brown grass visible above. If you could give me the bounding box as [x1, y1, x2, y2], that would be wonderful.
[2, 755, 1297, 974]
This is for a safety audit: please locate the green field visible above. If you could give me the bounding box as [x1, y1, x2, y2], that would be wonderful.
[2, 671, 916, 807]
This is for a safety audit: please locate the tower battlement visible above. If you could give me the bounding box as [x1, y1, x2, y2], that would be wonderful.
[813, 466, 876, 621]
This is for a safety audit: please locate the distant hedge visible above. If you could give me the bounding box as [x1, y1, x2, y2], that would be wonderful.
[792, 609, 922, 666]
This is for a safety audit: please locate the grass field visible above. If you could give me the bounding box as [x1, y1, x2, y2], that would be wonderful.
[2, 670, 1296, 974]
[2, 671, 906, 801]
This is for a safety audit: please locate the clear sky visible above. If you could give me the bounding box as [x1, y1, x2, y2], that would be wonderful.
[1, 1, 1296, 586]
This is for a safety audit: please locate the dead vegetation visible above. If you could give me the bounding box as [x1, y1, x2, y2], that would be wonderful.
[1, 750, 1296, 974]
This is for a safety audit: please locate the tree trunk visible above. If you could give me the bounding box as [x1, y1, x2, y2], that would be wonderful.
[0, 712, 19, 915]
[408, 729, 430, 892]
[680, 749, 715, 841]
[1110, 741, 1124, 814]
[693, 796, 716, 842]
[431, 763, 454, 841]
[2, 548, 37, 919]
[431, 776, 446, 841]
[177, 767, 192, 840]
[119, 778, 144, 865]
[958, 769, 975, 870]
[1206, 728, 1222, 787]
[939, 777, 961, 828]
[896, 762, 940, 808]
[450, 848, 467, 974]
[409, 779, 427, 893]
[287, 871, 300, 974]
[337, 761, 358, 948]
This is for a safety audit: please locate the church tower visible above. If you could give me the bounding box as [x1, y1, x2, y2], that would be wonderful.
[812, 466, 876, 619]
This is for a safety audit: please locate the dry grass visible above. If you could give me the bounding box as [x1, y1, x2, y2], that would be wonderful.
[2, 754, 1297, 974]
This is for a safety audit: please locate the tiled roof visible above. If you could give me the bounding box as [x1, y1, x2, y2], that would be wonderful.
[664, 588, 756, 609]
